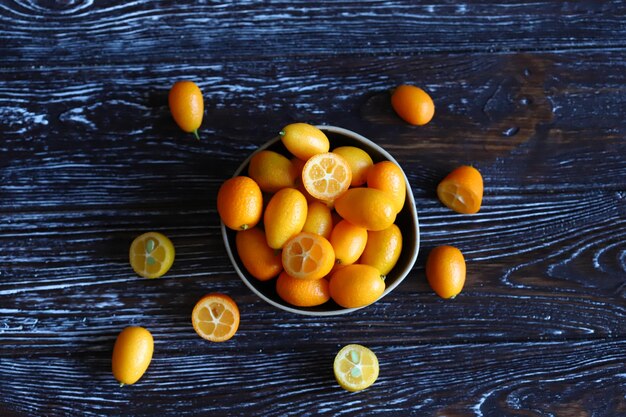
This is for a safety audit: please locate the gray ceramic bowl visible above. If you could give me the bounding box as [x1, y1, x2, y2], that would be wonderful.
[221, 125, 420, 315]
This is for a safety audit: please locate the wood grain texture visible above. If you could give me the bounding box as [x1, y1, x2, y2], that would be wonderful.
[2, 1, 626, 65]
[1, 340, 624, 416]
[1, 52, 625, 213]
[2, 1, 626, 416]
[1, 191, 624, 355]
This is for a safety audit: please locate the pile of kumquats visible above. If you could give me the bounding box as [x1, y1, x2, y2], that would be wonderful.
[111, 80, 484, 393]
[218, 121, 406, 310]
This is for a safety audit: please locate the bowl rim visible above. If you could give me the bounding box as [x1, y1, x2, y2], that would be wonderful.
[220, 125, 420, 316]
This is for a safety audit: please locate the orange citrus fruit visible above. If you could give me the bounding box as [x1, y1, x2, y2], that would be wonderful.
[248, 150, 298, 193]
[334, 188, 396, 231]
[217, 176, 263, 231]
[436, 165, 483, 214]
[282, 232, 335, 280]
[329, 264, 385, 308]
[302, 152, 352, 202]
[191, 293, 240, 342]
[329, 219, 368, 266]
[334, 344, 379, 392]
[264, 188, 308, 249]
[129, 232, 175, 279]
[425, 245, 466, 299]
[169, 80, 204, 139]
[360, 224, 403, 277]
[235, 227, 282, 281]
[391, 84, 435, 126]
[112, 326, 154, 386]
[332, 146, 373, 187]
[302, 201, 333, 239]
[367, 161, 406, 213]
[276, 271, 330, 307]
[280, 123, 330, 160]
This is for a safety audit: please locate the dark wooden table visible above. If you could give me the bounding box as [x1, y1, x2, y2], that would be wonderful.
[2, 1, 625, 416]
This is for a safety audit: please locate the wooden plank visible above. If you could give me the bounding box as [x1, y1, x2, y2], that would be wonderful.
[1, 339, 624, 416]
[2, 1, 625, 415]
[1, 52, 625, 214]
[2, 1, 626, 65]
[1, 192, 623, 353]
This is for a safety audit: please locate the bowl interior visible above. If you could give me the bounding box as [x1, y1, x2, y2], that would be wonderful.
[221, 126, 420, 316]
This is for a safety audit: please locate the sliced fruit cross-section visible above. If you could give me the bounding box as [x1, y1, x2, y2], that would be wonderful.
[302, 152, 352, 202]
[436, 165, 483, 214]
[334, 344, 379, 392]
[192, 293, 240, 342]
[129, 232, 175, 279]
[282, 232, 335, 280]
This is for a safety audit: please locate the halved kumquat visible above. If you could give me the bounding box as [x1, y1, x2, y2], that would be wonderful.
[302, 152, 352, 202]
[129, 232, 175, 279]
[436, 165, 483, 214]
[192, 293, 240, 342]
[282, 232, 335, 280]
[334, 344, 379, 392]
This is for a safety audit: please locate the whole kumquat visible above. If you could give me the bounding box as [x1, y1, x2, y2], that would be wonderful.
[280, 123, 330, 160]
[425, 245, 466, 299]
[391, 84, 435, 126]
[235, 227, 283, 281]
[329, 264, 385, 308]
[168, 80, 204, 139]
[264, 188, 308, 249]
[217, 176, 263, 231]
[360, 224, 403, 277]
[329, 219, 368, 266]
[332, 146, 373, 187]
[112, 326, 154, 386]
[276, 271, 331, 307]
[334, 187, 396, 231]
[367, 161, 406, 213]
[248, 150, 298, 193]
[302, 201, 333, 239]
